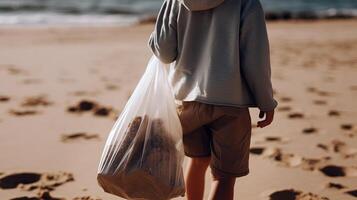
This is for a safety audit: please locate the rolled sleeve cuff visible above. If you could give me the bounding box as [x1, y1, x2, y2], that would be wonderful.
[258, 99, 278, 112]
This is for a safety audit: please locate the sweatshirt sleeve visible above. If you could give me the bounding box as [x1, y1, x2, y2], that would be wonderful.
[239, 0, 278, 111]
[148, 0, 178, 64]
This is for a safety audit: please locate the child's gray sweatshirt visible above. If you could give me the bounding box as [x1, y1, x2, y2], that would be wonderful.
[148, 0, 278, 111]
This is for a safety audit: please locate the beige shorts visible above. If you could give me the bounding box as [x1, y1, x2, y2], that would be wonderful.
[177, 101, 252, 178]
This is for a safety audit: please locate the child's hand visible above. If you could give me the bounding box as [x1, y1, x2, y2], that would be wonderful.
[257, 110, 274, 128]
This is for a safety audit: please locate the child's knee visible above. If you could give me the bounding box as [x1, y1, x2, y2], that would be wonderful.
[190, 157, 211, 168]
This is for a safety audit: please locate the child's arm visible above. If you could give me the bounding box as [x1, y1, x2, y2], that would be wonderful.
[239, 0, 278, 113]
[148, 0, 178, 64]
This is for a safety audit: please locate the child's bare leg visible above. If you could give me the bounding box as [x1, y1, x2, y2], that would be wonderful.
[185, 157, 211, 200]
[208, 175, 236, 200]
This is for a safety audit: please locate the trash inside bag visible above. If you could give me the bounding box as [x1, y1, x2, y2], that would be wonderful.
[97, 56, 185, 200]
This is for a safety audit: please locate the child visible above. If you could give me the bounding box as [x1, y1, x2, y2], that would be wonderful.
[148, 0, 277, 199]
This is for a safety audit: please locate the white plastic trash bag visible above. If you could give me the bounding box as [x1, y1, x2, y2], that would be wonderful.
[97, 56, 185, 200]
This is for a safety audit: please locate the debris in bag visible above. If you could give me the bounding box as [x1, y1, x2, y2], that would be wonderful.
[97, 116, 185, 200]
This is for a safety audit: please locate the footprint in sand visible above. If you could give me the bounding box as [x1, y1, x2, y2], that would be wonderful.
[9, 109, 38, 116]
[0, 173, 41, 189]
[306, 87, 333, 97]
[340, 124, 353, 131]
[301, 157, 332, 171]
[331, 139, 357, 158]
[317, 140, 357, 158]
[313, 100, 328, 105]
[252, 147, 303, 167]
[11, 193, 102, 200]
[319, 165, 357, 177]
[288, 112, 304, 119]
[250, 147, 266, 155]
[265, 136, 283, 142]
[256, 147, 330, 171]
[67, 100, 97, 112]
[272, 153, 311, 169]
[269, 189, 329, 200]
[255, 137, 290, 144]
[0, 171, 74, 192]
[106, 84, 120, 91]
[94, 107, 113, 117]
[8, 96, 52, 116]
[302, 127, 318, 134]
[317, 143, 329, 151]
[316, 91, 332, 97]
[21, 96, 52, 107]
[0, 95, 10, 102]
[326, 182, 346, 190]
[61, 133, 100, 142]
[328, 110, 340, 117]
[330, 140, 346, 153]
[10, 191, 64, 200]
[345, 190, 357, 197]
[67, 100, 116, 118]
[6, 66, 27, 75]
[307, 87, 318, 93]
[73, 196, 103, 200]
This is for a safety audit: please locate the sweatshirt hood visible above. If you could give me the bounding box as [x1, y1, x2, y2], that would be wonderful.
[181, 0, 225, 11]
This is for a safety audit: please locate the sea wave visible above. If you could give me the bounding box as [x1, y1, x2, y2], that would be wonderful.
[265, 9, 357, 20]
[0, 12, 142, 26]
[0, 0, 162, 14]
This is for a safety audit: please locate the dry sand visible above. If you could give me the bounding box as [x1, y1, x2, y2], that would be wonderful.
[0, 20, 356, 200]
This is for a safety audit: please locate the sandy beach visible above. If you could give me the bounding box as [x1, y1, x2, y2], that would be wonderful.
[0, 19, 357, 200]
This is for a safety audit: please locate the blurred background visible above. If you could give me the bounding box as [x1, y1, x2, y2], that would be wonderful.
[0, 0, 356, 25]
[0, 0, 356, 200]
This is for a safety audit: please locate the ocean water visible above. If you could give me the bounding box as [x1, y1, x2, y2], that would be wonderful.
[0, 0, 356, 25]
